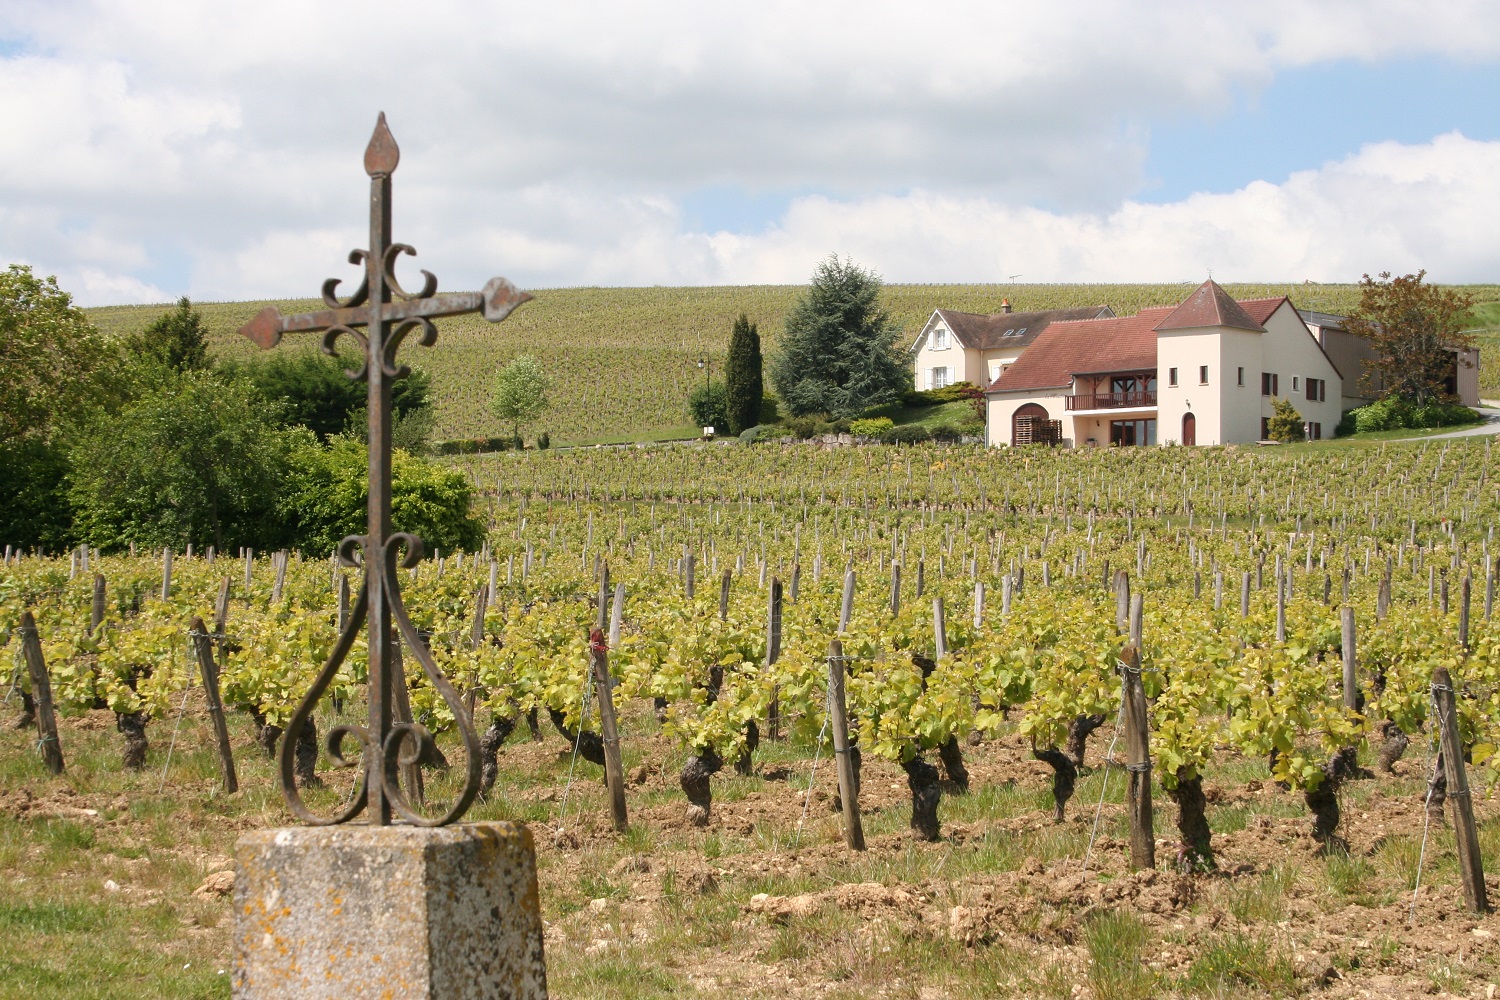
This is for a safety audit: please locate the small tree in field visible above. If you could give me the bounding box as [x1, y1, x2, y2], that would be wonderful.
[770, 255, 911, 418]
[1344, 271, 1476, 407]
[490, 355, 549, 443]
[723, 313, 763, 435]
[1266, 397, 1306, 443]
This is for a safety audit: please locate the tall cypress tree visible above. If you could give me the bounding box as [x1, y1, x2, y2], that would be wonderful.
[724, 312, 763, 434]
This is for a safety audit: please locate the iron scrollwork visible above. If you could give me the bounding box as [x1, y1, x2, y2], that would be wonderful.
[239, 113, 531, 826]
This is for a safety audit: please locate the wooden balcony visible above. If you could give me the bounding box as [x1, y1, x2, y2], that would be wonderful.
[1065, 390, 1157, 412]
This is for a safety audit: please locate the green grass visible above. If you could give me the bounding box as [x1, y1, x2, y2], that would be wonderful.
[86, 282, 1500, 448]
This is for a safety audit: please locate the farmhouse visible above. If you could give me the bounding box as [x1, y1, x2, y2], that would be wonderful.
[911, 302, 1114, 391]
[984, 280, 1345, 447]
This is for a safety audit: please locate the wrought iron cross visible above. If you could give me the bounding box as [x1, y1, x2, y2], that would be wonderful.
[239, 113, 530, 826]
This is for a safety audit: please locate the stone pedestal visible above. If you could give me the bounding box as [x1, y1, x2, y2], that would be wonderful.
[233, 823, 547, 999]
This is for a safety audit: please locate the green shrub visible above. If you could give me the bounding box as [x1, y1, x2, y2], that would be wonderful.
[738, 424, 780, 445]
[881, 424, 931, 445]
[1353, 396, 1479, 433]
[1334, 409, 1360, 437]
[759, 394, 780, 424]
[1354, 396, 1410, 432]
[849, 417, 894, 437]
[929, 424, 963, 443]
[688, 380, 728, 430]
[1413, 401, 1480, 427]
[536, 431, 550, 450]
[901, 381, 978, 407]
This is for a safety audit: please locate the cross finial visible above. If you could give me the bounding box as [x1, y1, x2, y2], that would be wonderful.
[364, 112, 400, 177]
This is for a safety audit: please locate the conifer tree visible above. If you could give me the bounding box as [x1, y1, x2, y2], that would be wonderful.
[770, 255, 912, 419]
[723, 313, 763, 435]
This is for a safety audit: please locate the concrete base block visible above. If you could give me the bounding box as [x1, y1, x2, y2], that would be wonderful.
[233, 823, 547, 999]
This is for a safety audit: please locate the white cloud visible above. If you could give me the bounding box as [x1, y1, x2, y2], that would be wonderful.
[1, 2, 1498, 302]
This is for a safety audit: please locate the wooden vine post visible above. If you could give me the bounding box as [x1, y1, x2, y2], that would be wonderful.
[18, 612, 64, 774]
[1432, 666, 1488, 912]
[826, 639, 865, 851]
[190, 616, 239, 793]
[1340, 606, 1358, 715]
[766, 577, 784, 740]
[1120, 644, 1154, 869]
[90, 574, 106, 635]
[592, 573, 628, 833]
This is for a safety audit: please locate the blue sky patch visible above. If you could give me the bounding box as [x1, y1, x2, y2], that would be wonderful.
[1141, 57, 1500, 202]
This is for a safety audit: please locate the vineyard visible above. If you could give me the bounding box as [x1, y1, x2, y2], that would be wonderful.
[7, 439, 1500, 997]
[85, 282, 1500, 447]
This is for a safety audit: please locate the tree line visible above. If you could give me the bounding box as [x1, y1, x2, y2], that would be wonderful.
[0, 265, 484, 555]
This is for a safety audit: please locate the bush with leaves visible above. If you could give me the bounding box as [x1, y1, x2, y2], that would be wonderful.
[687, 379, 728, 429]
[68, 368, 305, 552]
[849, 417, 894, 438]
[283, 436, 486, 556]
[230, 350, 432, 442]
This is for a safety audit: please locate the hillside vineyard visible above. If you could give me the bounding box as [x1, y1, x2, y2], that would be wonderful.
[6, 439, 1500, 867]
[85, 282, 1500, 446]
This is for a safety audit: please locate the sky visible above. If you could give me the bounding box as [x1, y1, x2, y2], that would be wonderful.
[2, 1, 1499, 306]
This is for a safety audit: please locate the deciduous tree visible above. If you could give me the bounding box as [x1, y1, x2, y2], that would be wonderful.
[1344, 271, 1476, 407]
[770, 256, 912, 419]
[491, 355, 550, 442]
[0, 264, 116, 447]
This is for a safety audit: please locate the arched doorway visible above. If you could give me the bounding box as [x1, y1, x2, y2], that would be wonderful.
[1182, 412, 1196, 447]
[1012, 403, 1053, 446]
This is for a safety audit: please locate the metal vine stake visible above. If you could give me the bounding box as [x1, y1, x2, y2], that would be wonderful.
[239, 113, 531, 826]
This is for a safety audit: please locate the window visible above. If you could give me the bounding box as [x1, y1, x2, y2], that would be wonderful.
[1199, 365, 1209, 385]
[930, 367, 951, 389]
[1260, 417, 1270, 439]
[1237, 367, 1245, 386]
[1305, 421, 1323, 441]
[1168, 367, 1178, 387]
[1292, 376, 1300, 391]
[1109, 419, 1156, 447]
[1306, 378, 1326, 402]
[1261, 372, 1278, 396]
[932, 328, 949, 350]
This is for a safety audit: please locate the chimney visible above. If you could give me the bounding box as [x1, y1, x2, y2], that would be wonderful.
[1001, 298, 1012, 314]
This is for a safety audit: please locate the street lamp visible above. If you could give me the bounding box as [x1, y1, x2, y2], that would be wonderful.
[697, 356, 710, 389]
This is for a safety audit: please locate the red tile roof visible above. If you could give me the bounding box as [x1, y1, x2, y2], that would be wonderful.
[989, 308, 1171, 392]
[1155, 279, 1265, 332]
[1236, 296, 1289, 325]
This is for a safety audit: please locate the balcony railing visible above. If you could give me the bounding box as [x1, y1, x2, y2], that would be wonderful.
[1065, 390, 1157, 411]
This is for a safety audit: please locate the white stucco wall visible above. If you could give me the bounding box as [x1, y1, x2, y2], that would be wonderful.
[912, 314, 976, 389]
[1258, 303, 1343, 439]
[985, 390, 1069, 447]
[1156, 331, 1226, 446]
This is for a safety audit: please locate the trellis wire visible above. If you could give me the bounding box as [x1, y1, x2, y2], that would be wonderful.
[791, 686, 834, 851]
[1081, 697, 1128, 873]
[555, 666, 596, 829]
[156, 636, 197, 794]
[1409, 690, 1445, 925]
